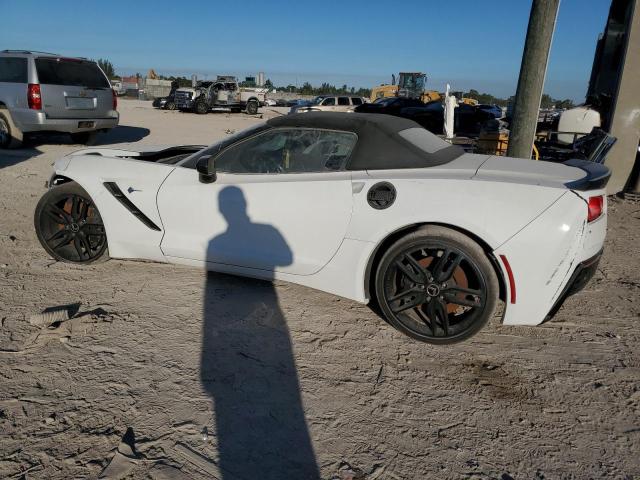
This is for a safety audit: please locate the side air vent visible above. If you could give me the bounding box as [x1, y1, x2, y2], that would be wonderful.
[103, 182, 161, 231]
[367, 182, 396, 210]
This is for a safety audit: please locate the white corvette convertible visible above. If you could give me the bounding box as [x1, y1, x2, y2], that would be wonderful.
[34, 113, 610, 344]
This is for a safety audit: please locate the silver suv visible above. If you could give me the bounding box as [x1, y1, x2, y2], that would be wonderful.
[0, 50, 119, 148]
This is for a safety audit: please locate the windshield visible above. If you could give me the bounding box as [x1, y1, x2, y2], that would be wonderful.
[312, 96, 326, 105]
[178, 123, 272, 168]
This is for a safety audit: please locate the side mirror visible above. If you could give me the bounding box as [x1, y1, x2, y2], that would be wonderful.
[196, 155, 217, 183]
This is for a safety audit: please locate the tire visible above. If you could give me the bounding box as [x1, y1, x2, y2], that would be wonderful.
[165, 101, 176, 111]
[34, 182, 109, 264]
[0, 111, 22, 149]
[245, 100, 259, 115]
[194, 100, 209, 114]
[374, 225, 498, 344]
[70, 132, 97, 145]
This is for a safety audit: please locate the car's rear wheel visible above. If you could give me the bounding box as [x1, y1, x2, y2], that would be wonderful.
[245, 100, 259, 115]
[34, 182, 108, 264]
[375, 226, 498, 344]
[0, 112, 22, 149]
[0, 113, 12, 149]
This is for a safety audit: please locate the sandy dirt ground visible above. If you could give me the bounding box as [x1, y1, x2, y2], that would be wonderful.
[0, 100, 639, 480]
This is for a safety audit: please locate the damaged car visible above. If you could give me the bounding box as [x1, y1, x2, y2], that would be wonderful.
[34, 113, 610, 344]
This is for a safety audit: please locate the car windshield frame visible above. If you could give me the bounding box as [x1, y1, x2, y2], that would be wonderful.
[177, 123, 273, 169]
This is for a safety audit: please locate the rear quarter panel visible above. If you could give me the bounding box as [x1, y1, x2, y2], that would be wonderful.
[494, 190, 603, 325]
[347, 170, 567, 249]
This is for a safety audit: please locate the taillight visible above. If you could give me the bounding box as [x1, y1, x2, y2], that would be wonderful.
[587, 195, 604, 222]
[112, 88, 117, 110]
[28, 84, 42, 110]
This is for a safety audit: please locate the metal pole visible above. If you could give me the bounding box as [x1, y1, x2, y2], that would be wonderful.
[507, 0, 561, 159]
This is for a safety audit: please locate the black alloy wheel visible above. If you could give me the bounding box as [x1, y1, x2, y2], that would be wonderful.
[165, 101, 176, 110]
[34, 182, 108, 264]
[375, 226, 498, 344]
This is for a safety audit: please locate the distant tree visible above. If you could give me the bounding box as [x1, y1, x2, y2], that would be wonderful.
[540, 93, 554, 109]
[96, 58, 115, 78]
[264, 78, 274, 89]
[467, 89, 480, 100]
[555, 98, 575, 109]
[300, 82, 314, 95]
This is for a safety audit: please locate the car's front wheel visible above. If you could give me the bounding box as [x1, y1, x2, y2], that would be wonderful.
[34, 182, 108, 264]
[194, 100, 209, 114]
[165, 101, 176, 110]
[375, 226, 498, 344]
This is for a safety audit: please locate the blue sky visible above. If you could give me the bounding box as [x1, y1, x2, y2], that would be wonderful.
[1, 0, 611, 101]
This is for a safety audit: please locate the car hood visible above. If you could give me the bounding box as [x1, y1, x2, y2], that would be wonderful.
[68, 144, 205, 158]
[54, 145, 205, 169]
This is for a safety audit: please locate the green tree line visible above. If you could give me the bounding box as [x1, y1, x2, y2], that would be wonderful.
[94, 58, 575, 108]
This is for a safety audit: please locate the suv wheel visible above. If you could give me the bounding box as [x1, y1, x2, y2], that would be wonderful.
[245, 100, 259, 115]
[0, 112, 21, 149]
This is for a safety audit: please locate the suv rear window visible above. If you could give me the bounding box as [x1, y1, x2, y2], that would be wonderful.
[337, 97, 350, 106]
[35, 58, 109, 89]
[351, 97, 363, 105]
[0, 57, 28, 83]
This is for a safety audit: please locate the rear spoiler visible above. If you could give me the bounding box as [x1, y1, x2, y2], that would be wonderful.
[563, 159, 611, 191]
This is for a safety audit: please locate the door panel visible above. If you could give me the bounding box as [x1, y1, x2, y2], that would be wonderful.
[157, 168, 353, 275]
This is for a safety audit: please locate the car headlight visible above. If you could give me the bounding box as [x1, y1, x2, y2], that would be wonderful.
[54, 155, 72, 171]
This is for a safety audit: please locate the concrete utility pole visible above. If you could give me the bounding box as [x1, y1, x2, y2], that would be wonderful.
[507, 0, 561, 159]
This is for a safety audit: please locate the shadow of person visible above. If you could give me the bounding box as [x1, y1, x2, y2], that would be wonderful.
[201, 186, 319, 480]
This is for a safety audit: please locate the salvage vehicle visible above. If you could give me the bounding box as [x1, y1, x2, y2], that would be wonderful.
[152, 93, 176, 110]
[0, 50, 119, 148]
[355, 98, 494, 136]
[152, 80, 179, 110]
[289, 95, 366, 114]
[476, 104, 503, 119]
[174, 76, 266, 115]
[34, 113, 610, 344]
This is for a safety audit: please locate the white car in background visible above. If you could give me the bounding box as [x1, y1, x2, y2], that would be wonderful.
[34, 113, 610, 344]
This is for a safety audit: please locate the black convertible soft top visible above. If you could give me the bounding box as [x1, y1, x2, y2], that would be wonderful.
[267, 112, 463, 170]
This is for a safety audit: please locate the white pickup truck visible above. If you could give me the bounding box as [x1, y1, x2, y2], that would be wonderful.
[174, 76, 268, 115]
